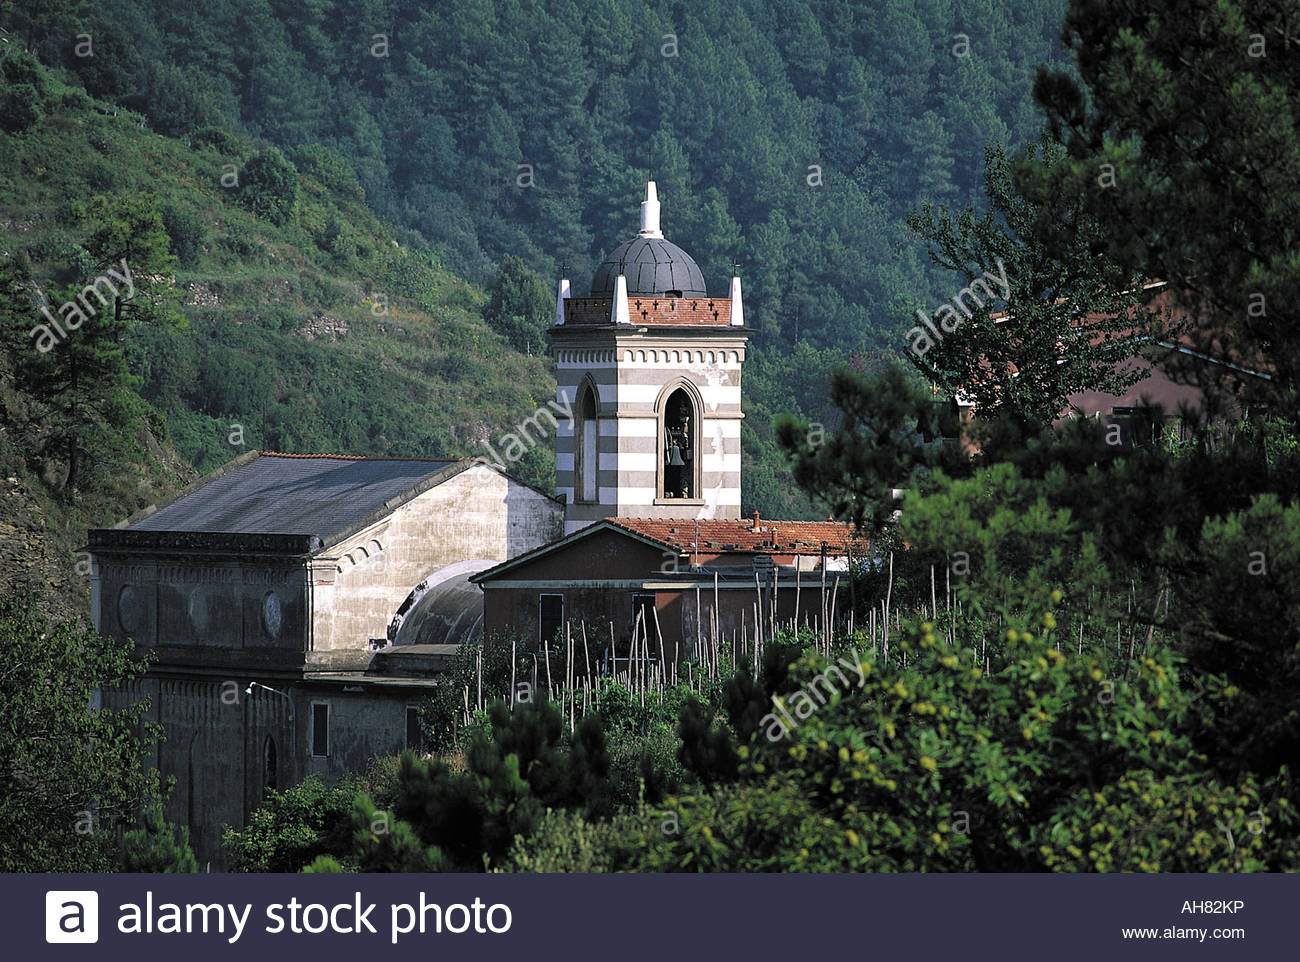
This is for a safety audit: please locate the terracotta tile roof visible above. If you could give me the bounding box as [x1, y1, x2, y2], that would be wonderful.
[606, 515, 865, 556]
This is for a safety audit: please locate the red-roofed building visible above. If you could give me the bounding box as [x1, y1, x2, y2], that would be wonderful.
[950, 284, 1273, 447]
[471, 512, 867, 664]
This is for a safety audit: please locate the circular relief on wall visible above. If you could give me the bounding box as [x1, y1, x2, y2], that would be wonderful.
[261, 591, 283, 640]
[117, 585, 146, 636]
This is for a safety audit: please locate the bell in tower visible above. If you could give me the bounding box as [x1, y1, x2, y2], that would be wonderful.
[663, 389, 695, 499]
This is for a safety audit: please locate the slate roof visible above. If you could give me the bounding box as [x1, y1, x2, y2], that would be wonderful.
[122, 451, 466, 544]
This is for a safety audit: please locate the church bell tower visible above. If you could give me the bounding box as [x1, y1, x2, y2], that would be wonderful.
[550, 182, 748, 535]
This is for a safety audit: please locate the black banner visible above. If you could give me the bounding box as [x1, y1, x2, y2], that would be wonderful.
[12, 873, 1294, 960]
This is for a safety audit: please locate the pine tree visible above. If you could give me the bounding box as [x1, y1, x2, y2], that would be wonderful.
[1024, 0, 1300, 409]
[81, 192, 182, 327]
[483, 255, 552, 354]
[119, 797, 199, 873]
[776, 365, 964, 530]
[906, 140, 1159, 426]
[0, 258, 34, 375]
[0, 593, 159, 872]
[21, 193, 183, 493]
[19, 278, 139, 493]
[336, 699, 612, 872]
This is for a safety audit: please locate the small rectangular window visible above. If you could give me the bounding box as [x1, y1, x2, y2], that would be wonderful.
[405, 707, 424, 752]
[539, 594, 564, 651]
[311, 702, 329, 757]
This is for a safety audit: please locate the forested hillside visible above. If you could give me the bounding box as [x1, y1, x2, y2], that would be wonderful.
[1, 0, 1070, 614]
[13, 0, 1068, 346]
[6, 0, 1069, 513]
[3, 0, 1298, 881]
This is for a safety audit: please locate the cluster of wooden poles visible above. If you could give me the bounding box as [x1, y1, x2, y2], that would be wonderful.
[453, 558, 880, 731]
[453, 556, 1143, 731]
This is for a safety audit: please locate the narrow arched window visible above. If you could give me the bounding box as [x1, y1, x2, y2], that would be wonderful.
[577, 385, 597, 502]
[263, 735, 277, 795]
[662, 387, 697, 499]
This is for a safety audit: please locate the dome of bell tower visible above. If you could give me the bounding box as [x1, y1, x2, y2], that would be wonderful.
[590, 237, 707, 298]
[588, 181, 707, 298]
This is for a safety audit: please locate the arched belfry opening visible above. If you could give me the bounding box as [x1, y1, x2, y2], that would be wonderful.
[662, 387, 697, 499]
[577, 382, 598, 503]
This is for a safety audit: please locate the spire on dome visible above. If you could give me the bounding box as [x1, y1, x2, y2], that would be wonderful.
[639, 181, 663, 239]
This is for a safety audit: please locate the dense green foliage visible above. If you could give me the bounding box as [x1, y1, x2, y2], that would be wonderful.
[306, 700, 616, 872]
[221, 424, 1300, 873]
[234, 659, 710, 872]
[237, 0, 1299, 874]
[483, 255, 553, 355]
[511, 616, 1296, 871]
[223, 765, 400, 873]
[7, 0, 1298, 876]
[776, 364, 961, 529]
[0, 593, 160, 872]
[0, 48, 557, 505]
[13, 192, 184, 492]
[906, 140, 1157, 423]
[1023, 0, 1300, 408]
[783, 388, 1300, 768]
[745, 0, 1300, 869]
[497, 404, 1299, 871]
[15, 0, 1068, 321]
[240, 570, 1298, 872]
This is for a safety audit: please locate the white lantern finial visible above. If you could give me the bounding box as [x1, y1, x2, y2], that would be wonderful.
[639, 181, 663, 239]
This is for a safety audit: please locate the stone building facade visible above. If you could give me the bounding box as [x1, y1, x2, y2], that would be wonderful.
[88, 452, 561, 865]
[86, 179, 859, 867]
[476, 181, 862, 668]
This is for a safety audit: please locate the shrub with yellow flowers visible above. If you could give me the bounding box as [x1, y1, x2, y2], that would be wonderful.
[561, 591, 1296, 872]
